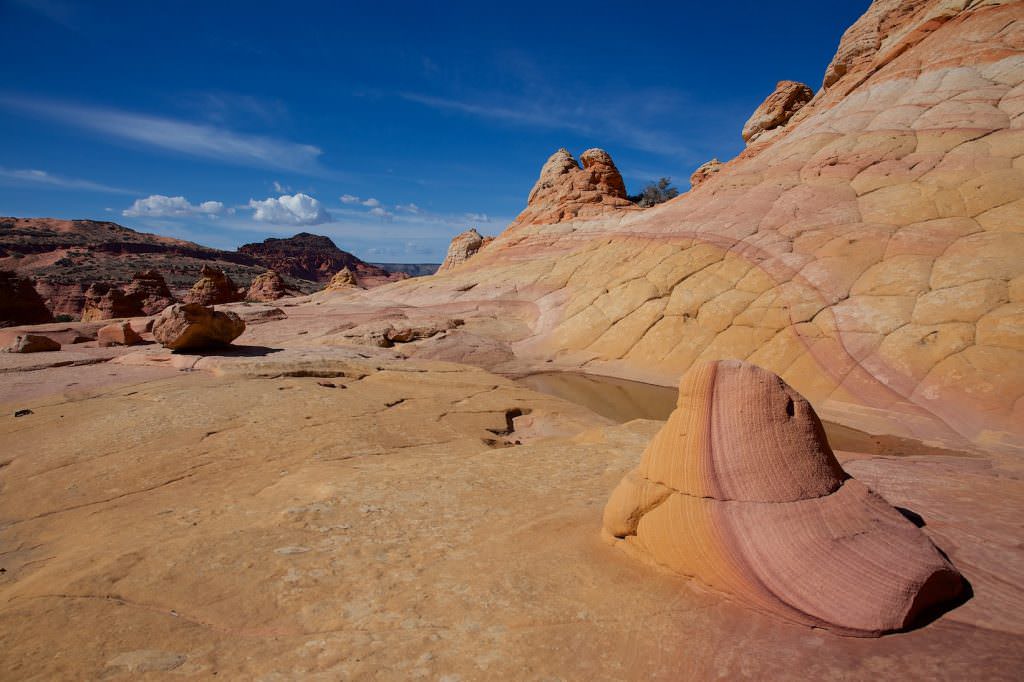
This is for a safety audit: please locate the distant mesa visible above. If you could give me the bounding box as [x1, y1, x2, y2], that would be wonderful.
[742, 80, 814, 144]
[514, 148, 636, 226]
[238, 232, 406, 287]
[183, 265, 243, 307]
[438, 228, 494, 273]
[152, 303, 245, 351]
[604, 359, 964, 636]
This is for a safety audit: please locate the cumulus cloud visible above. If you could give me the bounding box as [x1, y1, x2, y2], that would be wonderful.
[272, 180, 291, 193]
[340, 194, 360, 204]
[123, 194, 226, 218]
[249, 192, 331, 225]
[369, 206, 393, 219]
[361, 197, 381, 207]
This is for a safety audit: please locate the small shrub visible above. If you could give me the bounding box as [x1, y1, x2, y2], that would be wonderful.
[628, 177, 680, 208]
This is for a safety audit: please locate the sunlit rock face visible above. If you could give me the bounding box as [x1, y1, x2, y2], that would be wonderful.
[603, 359, 964, 636]
[382, 0, 1024, 456]
[741, 80, 813, 144]
[439, 228, 491, 272]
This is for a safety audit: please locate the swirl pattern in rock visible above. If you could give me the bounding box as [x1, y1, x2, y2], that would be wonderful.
[603, 359, 964, 636]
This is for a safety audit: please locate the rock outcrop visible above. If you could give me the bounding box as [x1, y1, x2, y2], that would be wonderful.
[238, 232, 405, 286]
[97, 322, 143, 347]
[604, 360, 963, 636]
[246, 270, 287, 301]
[741, 80, 814, 144]
[0, 271, 53, 326]
[438, 229, 493, 272]
[122, 270, 175, 315]
[376, 0, 1024, 455]
[183, 266, 242, 306]
[152, 303, 245, 351]
[689, 159, 724, 188]
[81, 282, 141, 321]
[4, 333, 61, 353]
[326, 267, 359, 290]
[514, 148, 636, 226]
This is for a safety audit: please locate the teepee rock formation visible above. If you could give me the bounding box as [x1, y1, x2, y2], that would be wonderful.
[603, 359, 964, 636]
[514, 148, 637, 226]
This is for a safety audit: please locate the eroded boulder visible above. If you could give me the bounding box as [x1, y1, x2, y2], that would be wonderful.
[4, 333, 61, 353]
[152, 303, 245, 351]
[183, 266, 242, 306]
[246, 270, 287, 301]
[97, 321, 143, 347]
[603, 359, 963, 636]
[326, 267, 359, 290]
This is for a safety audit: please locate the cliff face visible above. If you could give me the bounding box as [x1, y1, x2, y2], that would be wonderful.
[238, 232, 406, 286]
[374, 0, 1024, 455]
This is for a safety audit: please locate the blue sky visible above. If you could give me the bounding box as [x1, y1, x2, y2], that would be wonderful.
[0, 0, 868, 262]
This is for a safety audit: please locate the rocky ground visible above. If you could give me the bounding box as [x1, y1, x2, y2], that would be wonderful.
[0, 291, 1021, 680]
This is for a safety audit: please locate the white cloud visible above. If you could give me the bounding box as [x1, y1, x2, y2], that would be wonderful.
[396, 203, 420, 213]
[463, 212, 490, 223]
[369, 206, 393, 219]
[362, 197, 381, 207]
[0, 167, 134, 194]
[272, 180, 291, 193]
[340, 194, 360, 204]
[0, 95, 326, 174]
[249, 193, 331, 225]
[123, 194, 226, 218]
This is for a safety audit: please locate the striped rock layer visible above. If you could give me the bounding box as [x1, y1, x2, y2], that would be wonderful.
[603, 359, 964, 636]
[378, 0, 1024, 456]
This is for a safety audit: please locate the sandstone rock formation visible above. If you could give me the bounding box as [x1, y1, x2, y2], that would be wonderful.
[97, 321, 143, 347]
[81, 282, 141, 321]
[152, 303, 245, 351]
[4, 333, 61, 353]
[513, 148, 637, 226]
[246, 270, 288, 301]
[238, 232, 405, 286]
[122, 270, 175, 315]
[741, 80, 814, 143]
[689, 159, 724, 188]
[326, 267, 359, 289]
[604, 360, 963, 636]
[0, 270, 52, 326]
[183, 266, 243, 306]
[439, 228, 493, 272]
[396, 0, 1024, 456]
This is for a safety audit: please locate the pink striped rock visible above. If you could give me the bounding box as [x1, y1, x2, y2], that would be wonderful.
[603, 359, 964, 636]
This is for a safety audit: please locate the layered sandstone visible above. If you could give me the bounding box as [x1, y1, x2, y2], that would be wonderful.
[152, 303, 245, 351]
[376, 0, 1024, 455]
[604, 360, 963, 636]
[513, 148, 637, 226]
[689, 159, 724, 188]
[439, 228, 491, 272]
[326, 267, 359, 290]
[0, 270, 52, 326]
[81, 282, 142, 321]
[741, 80, 814, 144]
[183, 266, 243, 306]
[122, 270, 175, 315]
[246, 270, 288, 301]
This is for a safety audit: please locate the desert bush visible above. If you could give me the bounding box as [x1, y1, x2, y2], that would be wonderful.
[629, 177, 680, 208]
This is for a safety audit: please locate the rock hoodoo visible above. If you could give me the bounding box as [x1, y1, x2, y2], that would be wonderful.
[81, 282, 140, 321]
[438, 228, 492, 272]
[326, 267, 359, 290]
[603, 359, 963, 636]
[152, 303, 245, 351]
[741, 80, 814, 144]
[689, 159, 724, 188]
[514, 148, 636, 226]
[246, 270, 288, 301]
[122, 270, 175, 315]
[183, 266, 242, 306]
[0, 271, 53, 326]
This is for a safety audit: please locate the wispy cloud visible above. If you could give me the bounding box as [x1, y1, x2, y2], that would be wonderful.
[0, 95, 328, 175]
[0, 167, 134, 194]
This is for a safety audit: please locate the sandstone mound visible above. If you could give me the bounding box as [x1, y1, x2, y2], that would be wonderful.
[514, 148, 636, 226]
[0, 270, 52, 326]
[122, 270, 175, 315]
[326, 267, 359, 290]
[183, 266, 242, 306]
[152, 303, 245, 351]
[81, 282, 140, 321]
[3, 333, 61, 353]
[439, 228, 492, 272]
[604, 359, 963, 636]
[741, 80, 814, 143]
[246, 270, 287, 301]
